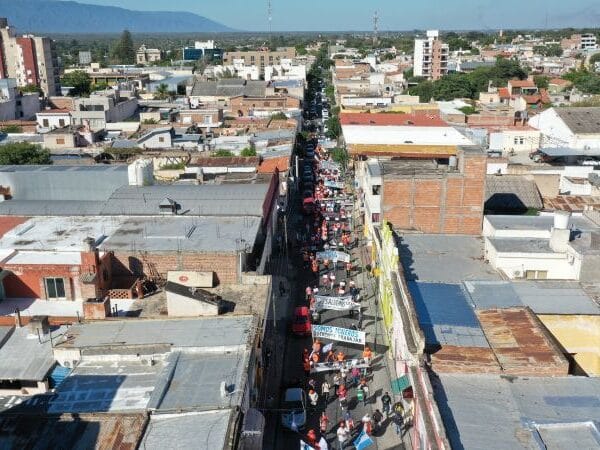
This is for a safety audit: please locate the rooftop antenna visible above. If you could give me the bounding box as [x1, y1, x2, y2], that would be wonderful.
[267, 0, 272, 37]
[372, 11, 379, 46]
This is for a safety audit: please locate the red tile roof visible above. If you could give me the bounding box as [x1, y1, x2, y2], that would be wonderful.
[258, 156, 290, 173]
[340, 112, 447, 127]
[498, 88, 511, 99]
[509, 79, 536, 88]
[549, 78, 571, 86]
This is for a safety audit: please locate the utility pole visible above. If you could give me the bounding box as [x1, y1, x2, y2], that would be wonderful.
[372, 11, 379, 46]
[267, 0, 273, 37]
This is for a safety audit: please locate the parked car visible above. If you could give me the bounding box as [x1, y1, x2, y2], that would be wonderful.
[281, 388, 307, 430]
[292, 306, 311, 336]
[302, 197, 315, 215]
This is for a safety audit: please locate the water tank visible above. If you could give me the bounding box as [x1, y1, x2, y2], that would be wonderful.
[554, 210, 571, 230]
[449, 155, 458, 169]
[128, 160, 154, 186]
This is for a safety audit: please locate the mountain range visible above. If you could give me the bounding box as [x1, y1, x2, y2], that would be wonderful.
[0, 0, 234, 33]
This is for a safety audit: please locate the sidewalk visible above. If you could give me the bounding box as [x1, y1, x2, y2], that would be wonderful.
[350, 210, 410, 450]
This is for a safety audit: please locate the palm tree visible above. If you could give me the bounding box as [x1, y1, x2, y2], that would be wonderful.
[154, 83, 170, 100]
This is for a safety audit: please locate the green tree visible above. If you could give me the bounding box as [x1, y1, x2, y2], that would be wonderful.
[212, 149, 234, 157]
[111, 30, 135, 64]
[533, 44, 563, 57]
[153, 83, 170, 100]
[61, 70, 92, 96]
[0, 143, 52, 165]
[534, 75, 550, 89]
[240, 147, 257, 157]
[325, 116, 341, 139]
[295, 44, 308, 56]
[589, 53, 600, 67]
[432, 73, 475, 100]
[20, 84, 42, 95]
[409, 80, 434, 102]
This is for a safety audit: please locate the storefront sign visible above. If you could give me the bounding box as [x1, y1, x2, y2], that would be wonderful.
[312, 325, 366, 345]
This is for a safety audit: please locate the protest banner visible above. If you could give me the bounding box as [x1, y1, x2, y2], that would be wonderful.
[310, 359, 369, 374]
[316, 250, 350, 262]
[312, 325, 366, 345]
[324, 180, 345, 189]
[314, 295, 360, 312]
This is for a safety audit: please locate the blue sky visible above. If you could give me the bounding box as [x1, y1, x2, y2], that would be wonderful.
[77, 0, 600, 31]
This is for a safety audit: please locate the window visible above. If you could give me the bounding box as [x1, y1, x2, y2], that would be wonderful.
[372, 185, 381, 195]
[514, 137, 525, 145]
[203, 115, 211, 124]
[42, 119, 49, 127]
[59, 119, 65, 127]
[158, 137, 165, 143]
[371, 213, 381, 223]
[45, 278, 66, 299]
[56, 138, 65, 145]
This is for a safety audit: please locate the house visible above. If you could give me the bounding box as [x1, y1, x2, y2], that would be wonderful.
[230, 95, 301, 118]
[483, 211, 600, 281]
[529, 107, 600, 150]
[188, 79, 268, 109]
[36, 109, 71, 132]
[41, 125, 98, 149]
[137, 127, 174, 149]
[71, 90, 138, 131]
[179, 108, 223, 129]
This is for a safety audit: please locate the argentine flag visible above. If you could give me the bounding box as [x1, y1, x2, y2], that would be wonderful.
[353, 430, 374, 450]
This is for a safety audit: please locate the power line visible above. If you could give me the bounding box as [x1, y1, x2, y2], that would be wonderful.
[372, 11, 379, 46]
[267, 0, 272, 36]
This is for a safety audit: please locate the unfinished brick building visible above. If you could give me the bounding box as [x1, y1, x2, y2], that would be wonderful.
[381, 147, 487, 235]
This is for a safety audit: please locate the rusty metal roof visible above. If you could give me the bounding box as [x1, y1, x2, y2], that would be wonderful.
[476, 308, 569, 376]
[0, 413, 147, 449]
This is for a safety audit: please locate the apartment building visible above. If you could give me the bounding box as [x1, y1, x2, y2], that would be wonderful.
[561, 33, 598, 51]
[0, 18, 60, 96]
[223, 47, 296, 75]
[413, 30, 449, 81]
[71, 90, 138, 130]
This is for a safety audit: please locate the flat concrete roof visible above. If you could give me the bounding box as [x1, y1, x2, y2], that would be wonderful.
[398, 234, 501, 283]
[0, 326, 66, 381]
[4, 251, 82, 265]
[485, 214, 597, 233]
[432, 374, 600, 450]
[0, 216, 124, 252]
[140, 411, 232, 450]
[487, 237, 555, 254]
[56, 316, 254, 351]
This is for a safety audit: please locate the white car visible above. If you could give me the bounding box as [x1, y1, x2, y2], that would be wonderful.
[281, 388, 307, 430]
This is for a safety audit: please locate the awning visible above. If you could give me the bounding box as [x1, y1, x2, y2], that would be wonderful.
[539, 147, 591, 157]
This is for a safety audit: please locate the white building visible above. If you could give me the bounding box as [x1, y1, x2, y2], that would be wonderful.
[413, 30, 449, 80]
[0, 78, 39, 121]
[581, 33, 598, 50]
[71, 89, 138, 131]
[530, 107, 600, 150]
[483, 212, 600, 281]
[36, 109, 71, 132]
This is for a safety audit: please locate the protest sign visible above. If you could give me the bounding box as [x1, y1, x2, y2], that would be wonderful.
[312, 325, 366, 345]
[314, 295, 360, 312]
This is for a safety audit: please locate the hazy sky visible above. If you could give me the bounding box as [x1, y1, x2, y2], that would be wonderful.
[76, 0, 600, 31]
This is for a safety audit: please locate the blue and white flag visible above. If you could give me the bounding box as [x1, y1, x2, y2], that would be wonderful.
[353, 430, 374, 450]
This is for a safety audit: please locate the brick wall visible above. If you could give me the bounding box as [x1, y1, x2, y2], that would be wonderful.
[16, 37, 38, 86]
[112, 251, 239, 285]
[383, 149, 487, 235]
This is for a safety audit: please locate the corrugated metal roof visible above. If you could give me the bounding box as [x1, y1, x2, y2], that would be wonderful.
[0, 326, 66, 381]
[0, 165, 128, 201]
[140, 411, 232, 449]
[56, 316, 254, 350]
[102, 184, 270, 216]
[485, 175, 543, 211]
[408, 281, 489, 348]
[554, 107, 600, 134]
[432, 374, 600, 450]
[190, 79, 266, 97]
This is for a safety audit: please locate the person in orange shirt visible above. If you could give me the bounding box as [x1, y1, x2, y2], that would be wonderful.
[363, 346, 373, 366]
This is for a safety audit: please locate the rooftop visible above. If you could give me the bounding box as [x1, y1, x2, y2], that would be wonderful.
[464, 280, 600, 315]
[139, 411, 232, 450]
[554, 107, 600, 134]
[190, 79, 267, 97]
[0, 326, 66, 382]
[55, 316, 254, 351]
[431, 374, 600, 450]
[486, 237, 554, 254]
[99, 215, 261, 253]
[485, 214, 597, 233]
[398, 234, 501, 283]
[341, 125, 475, 147]
[339, 112, 448, 127]
[485, 175, 543, 211]
[0, 413, 147, 449]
